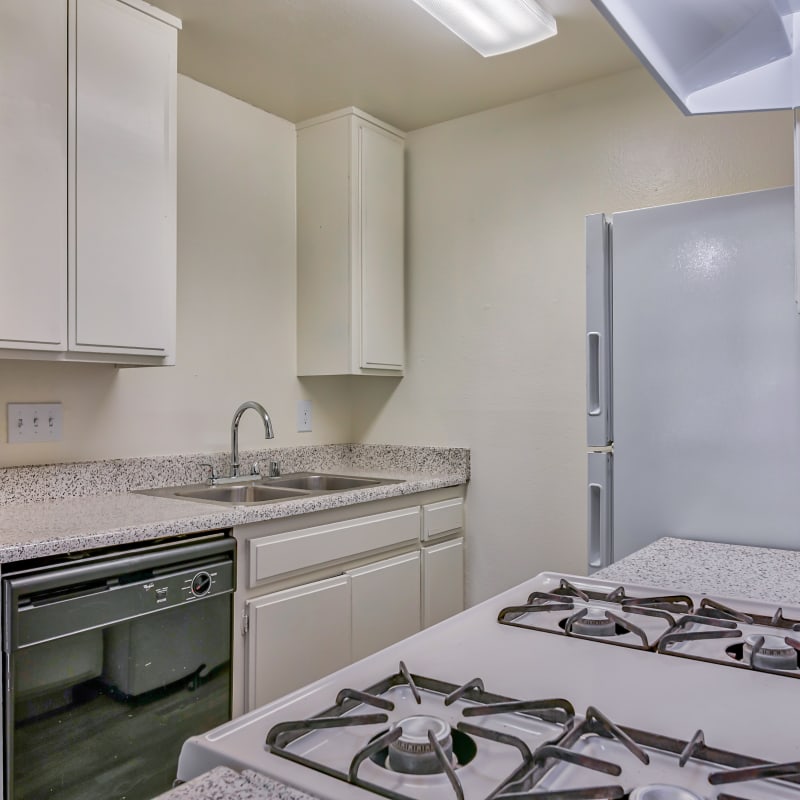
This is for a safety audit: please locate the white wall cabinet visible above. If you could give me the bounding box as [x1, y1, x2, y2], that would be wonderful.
[0, 0, 68, 351]
[297, 108, 405, 376]
[0, 0, 180, 365]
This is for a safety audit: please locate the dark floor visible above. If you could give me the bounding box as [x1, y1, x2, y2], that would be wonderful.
[12, 666, 230, 800]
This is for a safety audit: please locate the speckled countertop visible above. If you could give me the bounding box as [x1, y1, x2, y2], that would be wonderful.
[0, 444, 469, 562]
[153, 767, 318, 800]
[593, 536, 800, 605]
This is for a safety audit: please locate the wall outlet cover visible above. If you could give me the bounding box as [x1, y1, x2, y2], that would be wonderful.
[297, 400, 312, 432]
[7, 403, 63, 443]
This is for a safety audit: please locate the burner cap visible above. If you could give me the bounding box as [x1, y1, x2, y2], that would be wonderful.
[569, 606, 617, 637]
[387, 716, 454, 774]
[744, 635, 798, 671]
[629, 786, 702, 800]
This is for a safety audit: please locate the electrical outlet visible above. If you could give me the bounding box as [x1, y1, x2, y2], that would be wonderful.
[7, 403, 62, 443]
[297, 400, 312, 432]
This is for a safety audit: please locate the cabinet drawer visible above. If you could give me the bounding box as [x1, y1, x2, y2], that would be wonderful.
[250, 507, 421, 586]
[422, 498, 464, 541]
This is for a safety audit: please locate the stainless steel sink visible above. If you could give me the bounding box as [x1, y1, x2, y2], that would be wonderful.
[138, 471, 401, 506]
[264, 473, 382, 491]
[175, 483, 309, 505]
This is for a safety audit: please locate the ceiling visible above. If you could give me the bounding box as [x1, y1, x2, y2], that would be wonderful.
[151, 0, 640, 131]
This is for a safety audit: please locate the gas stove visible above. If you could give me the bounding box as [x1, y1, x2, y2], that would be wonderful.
[177, 573, 800, 800]
[499, 573, 800, 676]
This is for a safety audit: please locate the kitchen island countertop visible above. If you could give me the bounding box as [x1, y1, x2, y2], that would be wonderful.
[593, 535, 800, 604]
[160, 535, 800, 800]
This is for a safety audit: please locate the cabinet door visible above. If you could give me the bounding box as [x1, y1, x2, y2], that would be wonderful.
[71, 0, 176, 356]
[348, 551, 421, 661]
[246, 575, 351, 710]
[359, 123, 404, 370]
[422, 538, 465, 628]
[0, 0, 67, 350]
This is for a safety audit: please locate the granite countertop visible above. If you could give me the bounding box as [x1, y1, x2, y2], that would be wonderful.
[153, 766, 318, 800]
[0, 444, 469, 562]
[593, 536, 800, 604]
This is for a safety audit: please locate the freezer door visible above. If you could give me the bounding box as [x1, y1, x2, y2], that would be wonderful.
[586, 213, 613, 447]
[588, 452, 612, 573]
[611, 186, 800, 560]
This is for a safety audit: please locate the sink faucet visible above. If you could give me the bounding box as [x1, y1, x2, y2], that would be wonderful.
[230, 401, 274, 478]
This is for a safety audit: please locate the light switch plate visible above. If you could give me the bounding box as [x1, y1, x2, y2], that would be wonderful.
[7, 403, 62, 443]
[297, 400, 312, 432]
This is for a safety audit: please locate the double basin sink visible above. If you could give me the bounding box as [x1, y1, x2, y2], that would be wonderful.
[140, 472, 402, 507]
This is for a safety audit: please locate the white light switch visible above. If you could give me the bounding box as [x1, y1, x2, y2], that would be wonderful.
[297, 400, 312, 432]
[7, 403, 62, 443]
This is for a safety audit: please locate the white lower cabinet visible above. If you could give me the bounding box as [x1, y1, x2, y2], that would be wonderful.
[246, 574, 352, 710]
[246, 552, 422, 709]
[236, 488, 465, 714]
[422, 537, 465, 628]
[349, 551, 421, 661]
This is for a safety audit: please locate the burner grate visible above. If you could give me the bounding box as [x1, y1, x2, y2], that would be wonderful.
[265, 662, 574, 800]
[512, 709, 800, 800]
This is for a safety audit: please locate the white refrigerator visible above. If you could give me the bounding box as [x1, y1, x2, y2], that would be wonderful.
[586, 185, 800, 572]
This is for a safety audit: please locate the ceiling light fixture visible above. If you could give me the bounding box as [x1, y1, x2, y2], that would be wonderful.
[411, 0, 557, 57]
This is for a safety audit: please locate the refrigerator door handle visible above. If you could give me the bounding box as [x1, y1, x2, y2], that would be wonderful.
[588, 452, 612, 573]
[587, 331, 602, 416]
[586, 213, 612, 446]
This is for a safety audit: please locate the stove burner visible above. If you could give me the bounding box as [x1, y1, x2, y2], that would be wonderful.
[629, 786, 702, 800]
[371, 723, 476, 774]
[743, 635, 799, 671]
[387, 715, 454, 774]
[566, 606, 619, 637]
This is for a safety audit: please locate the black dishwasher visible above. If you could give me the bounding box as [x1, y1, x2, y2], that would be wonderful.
[2, 532, 235, 800]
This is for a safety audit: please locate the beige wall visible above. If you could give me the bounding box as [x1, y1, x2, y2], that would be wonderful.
[352, 68, 794, 604]
[0, 76, 353, 467]
[0, 68, 795, 605]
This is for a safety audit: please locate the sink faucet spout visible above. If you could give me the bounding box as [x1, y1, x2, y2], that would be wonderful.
[230, 401, 274, 478]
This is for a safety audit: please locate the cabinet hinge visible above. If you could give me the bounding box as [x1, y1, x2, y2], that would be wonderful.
[241, 608, 249, 637]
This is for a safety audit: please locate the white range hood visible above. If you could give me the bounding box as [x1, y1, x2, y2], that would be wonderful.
[592, 0, 800, 309]
[592, 0, 800, 114]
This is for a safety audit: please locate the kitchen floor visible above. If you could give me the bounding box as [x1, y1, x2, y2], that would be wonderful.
[14, 666, 229, 800]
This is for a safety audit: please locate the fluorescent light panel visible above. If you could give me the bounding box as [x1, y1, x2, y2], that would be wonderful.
[412, 0, 557, 57]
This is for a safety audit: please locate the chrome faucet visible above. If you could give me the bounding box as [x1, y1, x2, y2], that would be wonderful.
[230, 401, 274, 478]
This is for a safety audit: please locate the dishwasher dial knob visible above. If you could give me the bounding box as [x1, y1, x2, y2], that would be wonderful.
[191, 571, 212, 597]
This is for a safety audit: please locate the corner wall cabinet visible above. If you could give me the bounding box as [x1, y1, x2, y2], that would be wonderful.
[297, 108, 405, 376]
[0, 0, 180, 365]
[232, 487, 465, 715]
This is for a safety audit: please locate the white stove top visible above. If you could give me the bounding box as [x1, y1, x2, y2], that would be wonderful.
[178, 573, 800, 799]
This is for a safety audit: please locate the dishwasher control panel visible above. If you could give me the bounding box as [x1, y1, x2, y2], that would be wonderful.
[141, 560, 234, 608]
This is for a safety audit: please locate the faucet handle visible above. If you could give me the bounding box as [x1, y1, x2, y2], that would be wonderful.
[250, 461, 261, 477]
[201, 463, 218, 485]
[269, 460, 281, 478]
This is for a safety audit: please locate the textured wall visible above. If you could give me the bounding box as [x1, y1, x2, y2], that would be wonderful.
[352, 68, 794, 604]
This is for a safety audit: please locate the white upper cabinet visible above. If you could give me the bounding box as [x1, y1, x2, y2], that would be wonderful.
[71, 0, 177, 357]
[297, 108, 405, 376]
[0, 0, 180, 365]
[0, 1, 68, 351]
